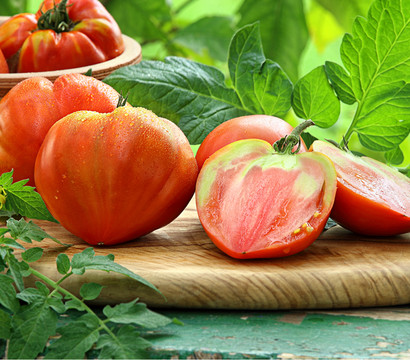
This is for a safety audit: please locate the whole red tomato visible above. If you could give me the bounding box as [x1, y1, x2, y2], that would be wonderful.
[196, 115, 307, 171]
[35, 107, 198, 246]
[196, 121, 337, 259]
[0, 0, 124, 72]
[0, 73, 121, 186]
[311, 140, 410, 236]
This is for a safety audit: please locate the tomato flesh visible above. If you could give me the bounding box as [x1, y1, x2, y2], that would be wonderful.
[311, 140, 410, 236]
[196, 139, 337, 259]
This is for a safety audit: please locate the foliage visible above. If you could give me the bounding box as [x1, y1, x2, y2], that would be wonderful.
[0, 171, 173, 359]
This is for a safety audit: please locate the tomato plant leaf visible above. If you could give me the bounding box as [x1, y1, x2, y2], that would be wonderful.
[8, 301, 58, 360]
[325, 0, 410, 151]
[5, 254, 30, 291]
[44, 314, 100, 360]
[80, 282, 104, 301]
[103, 299, 172, 328]
[95, 325, 151, 359]
[0, 174, 57, 223]
[237, 0, 308, 82]
[228, 23, 293, 117]
[21, 247, 43, 263]
[7, 218, 56, 244]
[292, 65, 340, 128]
[70, 248, 161, 295]
[0, 309, 11, 339]
[0, 274, 20, 312]
[56, 253, 71, 275]
[324, 61, 356, 104]
[385, 146, 404, 165]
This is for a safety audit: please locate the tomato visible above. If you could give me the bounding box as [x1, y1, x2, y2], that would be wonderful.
[195, 115, 307, 171]
[34, 107, 198, 246]
[0, 0, 124, 72]
[0, 49, 8, 73]
[195, 121, 337, 259]
[311, 140, 410, 236]
[0, 73, 121, 186]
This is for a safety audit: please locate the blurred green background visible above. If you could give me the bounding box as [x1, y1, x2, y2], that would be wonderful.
[1, 0, 408, 169]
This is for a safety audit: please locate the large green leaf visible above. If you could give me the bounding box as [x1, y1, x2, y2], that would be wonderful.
[237, 0, 309, 82]
[325, 0, 410, 151]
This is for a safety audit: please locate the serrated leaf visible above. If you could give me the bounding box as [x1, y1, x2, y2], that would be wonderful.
[96, 325, 151, 359]
[0, 237, 25, 250]
[292, 65, 340, 128]
[17, 287, 47, 304]
[103, 299, 172, 328]
[47, 297, 66, 313]
[3, 179, 57, 222]
[0, 274, 20, 312]
[21, 247, 43, 262]
[6, 254, 29, 292]
[80, 282, 103, 301]
[0, 171, 13, 188]
[8, 301, 58, 359]
[237, 0, 308, 82]
[0, 309, 11, 339]
[325, 61, 356, 104]
[228, 23, 293, 116]
[71, 248, 160, 295]
[7, 218, 57, 244]
[44, 314, 100, 359]
[329, 0, 410, 151]
[56, 253, 71, 275]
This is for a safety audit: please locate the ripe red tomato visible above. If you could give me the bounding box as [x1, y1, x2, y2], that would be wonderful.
[0, 73, 121, 186]
[196, 122, 337, 259]
[35, 107, 198, 246]
[196, 115, 307, 171]
[311, 140, 410, 236]
[0, 0, 124, 72]
[0, 49, 8, 73]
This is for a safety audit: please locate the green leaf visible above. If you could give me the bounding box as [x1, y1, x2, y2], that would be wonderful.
[292, 65, 340, 128]
[103, 299, 172, 328]
[6, 254, 30, 292]
[228, 23, 293, 116]
[44, 314, 100, 359]
[325, 61, 356, 104]
[8, 300, 58, 359]
[237, 0, 309, 82]
[70, 248, 160, 295]
[105, 24, 293, 144]
[7, 218, 57, 243]
[56, 253, 71, 275]
[173, 16, 235, 62]
[385, 146, 404, 165]
[0, 0, 29, 15]
[80, 282, 104, 301]
[96, 325, 151, 359]
[21, 247, 43, 262]
[0, 274, 20, 312]
[2, 179, 57, 222]
[329, 0, 410, 151]
[0, 309, 11, 339]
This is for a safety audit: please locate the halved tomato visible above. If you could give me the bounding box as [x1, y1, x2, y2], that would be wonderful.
[196, 122, 337, 259]
[311, 140, 410, 236]
[195, 115, 307, 171]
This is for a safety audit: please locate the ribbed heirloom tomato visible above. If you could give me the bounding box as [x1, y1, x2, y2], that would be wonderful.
[311, 140, 410, 236]
[196, 121, 337, 259]
[0, 0, 124, 72]
[0, 49, 8, 73]
[196, 115, 307, 171]
[0, 73, 122, 186]
[35, 106, 198, 246]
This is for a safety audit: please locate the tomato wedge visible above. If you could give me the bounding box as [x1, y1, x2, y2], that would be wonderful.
[196, 121, 337, 259]
[195, 115, 307, 171]
[311, 140, 410, 236]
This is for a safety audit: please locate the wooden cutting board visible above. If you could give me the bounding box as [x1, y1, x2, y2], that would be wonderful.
[21, 199, 410, 310]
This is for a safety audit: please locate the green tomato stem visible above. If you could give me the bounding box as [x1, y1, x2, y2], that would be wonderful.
[273, 119, 315, 154]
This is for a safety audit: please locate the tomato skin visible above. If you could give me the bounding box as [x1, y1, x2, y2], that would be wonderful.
[196, 115, 307, 171]
[196, 139, 337, 259]
[0, 49, 8, 73]
[0, 73, 121, 186]
[311, 140, 410, 236]
[34, 107, 198, 246]
[0, 0, 124, 72]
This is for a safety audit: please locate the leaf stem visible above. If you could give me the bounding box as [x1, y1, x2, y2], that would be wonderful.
[341, 101, 362, 147]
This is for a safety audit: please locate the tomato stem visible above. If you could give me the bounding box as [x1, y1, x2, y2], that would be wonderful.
[273, 119, 314, 154]
[116, 93, 128, 108]
[37, 0, 77, 33]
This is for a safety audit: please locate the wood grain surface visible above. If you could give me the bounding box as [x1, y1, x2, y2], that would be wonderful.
[20, 199, 410, 310]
